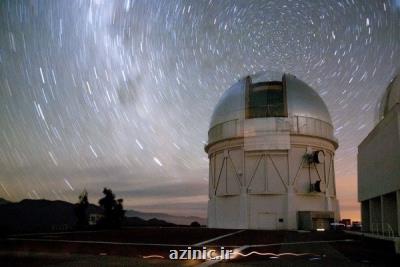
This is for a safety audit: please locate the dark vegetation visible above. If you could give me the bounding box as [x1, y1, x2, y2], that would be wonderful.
[74, 189, 89, 228]
[190, 221, 201, 227]
[0, 186, 206, 236]
[73, 187, 127, 229]
[0, 190, 207, 236]
[98, 188, 125, 228]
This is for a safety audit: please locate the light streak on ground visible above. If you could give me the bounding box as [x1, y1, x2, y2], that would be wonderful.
[233, 251, 318, 258]
[141, 250, 320, 260]
[142, 255, 164, 259]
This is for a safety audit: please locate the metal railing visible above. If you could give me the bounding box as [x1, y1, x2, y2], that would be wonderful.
[208, 115, 336, 145]
[370, 222, 395, 238]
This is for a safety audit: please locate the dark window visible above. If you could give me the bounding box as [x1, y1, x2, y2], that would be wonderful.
[247, 81, 286, 118]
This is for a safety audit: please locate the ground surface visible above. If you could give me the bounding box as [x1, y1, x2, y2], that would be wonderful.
[1, 227, 399, 266]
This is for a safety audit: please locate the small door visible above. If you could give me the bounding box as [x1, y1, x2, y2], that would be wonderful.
[312, 218, 331, 230]
[257, 213, 277, 230]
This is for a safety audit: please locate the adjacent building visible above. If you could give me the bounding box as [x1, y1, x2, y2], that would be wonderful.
[358, 75, 400, 236]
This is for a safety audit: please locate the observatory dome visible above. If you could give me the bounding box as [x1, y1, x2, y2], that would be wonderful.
[207, 72, 336, 147]
[377, 75, 400, 121]
[205, 71, 340, 230]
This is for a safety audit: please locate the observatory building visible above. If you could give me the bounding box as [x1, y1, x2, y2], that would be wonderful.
[205, 72, 340, 230]
[358, 74, 400, 236]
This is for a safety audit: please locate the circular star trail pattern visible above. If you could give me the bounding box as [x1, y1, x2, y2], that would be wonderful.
[0, 0, 399, 218]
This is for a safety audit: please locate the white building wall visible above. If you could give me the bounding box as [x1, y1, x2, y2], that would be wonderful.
[358, 105, 400, 202]
[358, 104, 400, 235]
[207, 131, 340, 229]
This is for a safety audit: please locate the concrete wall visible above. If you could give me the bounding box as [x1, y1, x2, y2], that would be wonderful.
[214, 196, 241, 229]
[361, 200, 370, 232]
[370, 197, 382, 227]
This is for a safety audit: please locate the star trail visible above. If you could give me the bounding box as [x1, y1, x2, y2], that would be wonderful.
[0, 0, 399, 219]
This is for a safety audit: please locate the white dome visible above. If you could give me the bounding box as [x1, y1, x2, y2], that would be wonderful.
[210, 72, 332, 128]
[207, 72, 336, 147]
[377, 75, 400, 121]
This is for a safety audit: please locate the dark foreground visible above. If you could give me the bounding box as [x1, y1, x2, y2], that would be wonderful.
[1, 227, 399, 266]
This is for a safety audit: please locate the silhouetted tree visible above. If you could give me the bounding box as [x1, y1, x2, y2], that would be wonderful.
[74, 189, 89, 228]
[98, 188, 125, 228]
[99, 188, 114, 226]
[190, 221, 201, 227]
[115, 198, 126, 227]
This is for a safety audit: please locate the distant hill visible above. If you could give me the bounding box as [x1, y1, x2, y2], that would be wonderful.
[125, 210, 206, 226]
[124, 216, 175, 227]
[0, 197, 10, 205]
[0, 199, 102, 235]
[0, 198, 205, 235]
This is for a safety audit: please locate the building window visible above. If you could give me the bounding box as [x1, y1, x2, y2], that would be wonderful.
[246, 81, 287, 118]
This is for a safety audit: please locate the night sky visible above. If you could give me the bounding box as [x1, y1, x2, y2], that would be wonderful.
[0, 0, 399, 220]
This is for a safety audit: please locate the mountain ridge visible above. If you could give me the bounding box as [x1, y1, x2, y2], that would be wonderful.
[0, 198, 206, 234]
